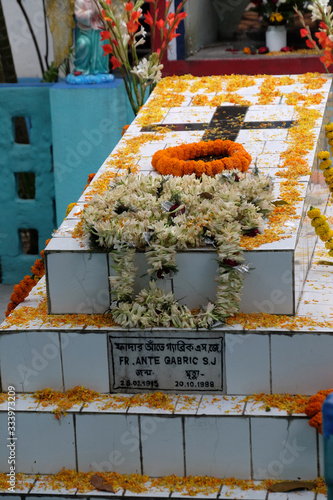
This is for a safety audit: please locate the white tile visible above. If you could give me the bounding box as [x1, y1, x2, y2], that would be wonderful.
[264, 141, 289, 155]
[76, 413, 141, 474]
[256, 153, 283, 169]
[271, 334, 333, 393]
[185, 416, 251, 478]
[15, 413, 76, 473]
[0, 332, 63, 392]
[240, 251, 294, 315]
[171, 487, 220, 498]
[61, 332, 109, 392]
[141, 416, 184, 476]
[287, 492, 315, 500]
[81, 395, 130, 413]
[30, 478, 76, 495]
[225, 334, 270, 394]
[251, 418, 317, 480]
[127, 394, 178, 414]
[219, 482, 266, 499]
[123, 480, 171, 497]
[197, 395, 245, 415]
[267, 493, 289, 500]
[172, 252, 218, 310]
[163, 107, 215, 124]
[245, 399, 289, 417]
[244, 105, 295, 122]
[174, 394, 202, 414]
[47, 252, 110, 314]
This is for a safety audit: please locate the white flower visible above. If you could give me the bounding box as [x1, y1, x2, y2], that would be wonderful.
[308, 0, 330, 21]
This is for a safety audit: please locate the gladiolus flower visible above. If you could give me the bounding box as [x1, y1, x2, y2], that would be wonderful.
[102, 44, 113, 55]
[306, 39, 316, 48]
[156, 18, 165, 30]
[100, 30, 111, 41]
[111, 56, 121, 69]
[125, 2, 133, 11]
[127, 20, 139, 34]
[144, 11, 154, 26]
[300, 28, 308, 38]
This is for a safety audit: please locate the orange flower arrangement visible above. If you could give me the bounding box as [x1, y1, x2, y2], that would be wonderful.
[151, 139, 252, 177]
[305, 389, 333, 433]
[5, 238, 51, 317]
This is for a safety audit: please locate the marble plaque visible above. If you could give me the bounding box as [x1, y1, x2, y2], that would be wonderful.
[109, 336, 223, 392]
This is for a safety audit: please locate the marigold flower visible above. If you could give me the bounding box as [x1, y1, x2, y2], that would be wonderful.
[319, 159, 332, 170]
[243, 47, 251, 54]
[326, 123, 333, 132]
[307, 208, 321, 219]
[318, 151, 330, 160]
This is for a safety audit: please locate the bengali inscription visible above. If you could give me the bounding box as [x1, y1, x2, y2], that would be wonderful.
[109, 337, 223, 392]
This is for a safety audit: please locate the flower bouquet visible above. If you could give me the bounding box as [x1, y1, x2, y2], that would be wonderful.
[94, 0, 187, 116]
[296, 0, 333, 70]
[250, 0, 306, 26]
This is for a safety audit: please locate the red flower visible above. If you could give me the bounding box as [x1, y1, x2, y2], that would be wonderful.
[300, 28, 308, 38]
[280, 46, 291, 52]
[131, 10, 141, 22]
[320, 22, 328, 30]
[125, 2, 133, 11]
[100, 30, 111, 41]
[144, 11, 154, 26]
[102, 44, 113, 55]
[127, 19, 139, 34]
[306, 39, 316, 49]
[101, 9, 111, 21]
[156, 18, 165, 30]
[111, 56, 121, 69]
[106, 0, 111, 4]
[258, 46, 269, 54]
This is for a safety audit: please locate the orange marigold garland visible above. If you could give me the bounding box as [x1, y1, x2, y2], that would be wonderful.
[5, 239, 51, 317]
[305, 389, 333, 433]
[152, 139, 252, 177]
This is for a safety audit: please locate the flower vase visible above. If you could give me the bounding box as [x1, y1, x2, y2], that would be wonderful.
[265, 25, 287, 52]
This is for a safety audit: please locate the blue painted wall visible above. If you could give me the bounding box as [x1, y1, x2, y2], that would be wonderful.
[0, 79, 134, 283]
[50, 80, 134, 224]
[0, 82, 55, 283]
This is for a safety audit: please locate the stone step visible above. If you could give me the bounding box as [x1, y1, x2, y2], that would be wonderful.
[0, 394, 323, 479]
[2, 277, 333, 396]
[0, 473, 327, 499]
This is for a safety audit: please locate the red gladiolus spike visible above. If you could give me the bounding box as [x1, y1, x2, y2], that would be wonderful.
[300, 28, 308, 38]
[101, 9, 111, 21]
[111, 56, 121, 69]
[306, 39, 316, 48]
[127, 20, 139, 34]
[125, 2, 133, 11]
[112, 38, 119, 47]
[131, 11, 141, 22]
[144, 11, 154, 26]
[316, 31, 329, 47]
[102, 44, 113, 55]
[176, 11, 187, 21]
[106, 0, 111, 4]
[100, 30, 111, 41]
[156, 18, 165, 30]
[320, 22, 328, 30]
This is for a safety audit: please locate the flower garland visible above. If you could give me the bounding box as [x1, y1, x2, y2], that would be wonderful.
[5, 240, 50, 317]
[82, 172, 274, 329]
[151, 140, 252, 177]
[307, 207, 333, 255]
[305, 389, 333, 433]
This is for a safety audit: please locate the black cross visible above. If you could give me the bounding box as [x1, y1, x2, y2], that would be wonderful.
[141, 106, 295, 142]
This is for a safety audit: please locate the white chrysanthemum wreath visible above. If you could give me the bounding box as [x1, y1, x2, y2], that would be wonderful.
[82, 172, 274, 329]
